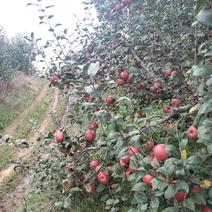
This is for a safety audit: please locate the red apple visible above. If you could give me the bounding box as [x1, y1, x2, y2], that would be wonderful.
[116, 78, 125, 85]
[89, 160, 100, 169]
[115, 3, 124, 12]
[127, 74, 133, 83]
[142, 175, 154, 186]
[84, 95, 93, 102]
[51, 75, 59, 82]
[54, 130, 65, 143]
[119, 71, 129, 81]
[96, 171, 109, 185]
[90, 183, 97, 192]
[128, 165, 136, 174]
[119, 156, 130, 167]
[138, 82, 145, 89]
[153, 81, 161, 90]
[58, 147, 67, 155]
[163, 105, 172, 113]
[153, 144, 170, 162]
[150, 86, 156, 92]
[191, 185, 201, 193]
[173, 191, 188, 202]
[86, 52, 91, 60]
[171, 98, 181, 107]
[202, 207, 211, 212]
[104, 97, 114, 104]
[164, 69, 173, 77]
[85, 129, 96, 142]
[171, 70, 177, 77]
[144, 140, 155, 151]
[122, 0, 132, 6]
[187, 126, 198, 141]
[128, 146, 141, 156]
[89, 122, 99, 130]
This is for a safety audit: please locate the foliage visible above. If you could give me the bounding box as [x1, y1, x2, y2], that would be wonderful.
[0, 29, 35, 85]
[28, 0, 212, 211]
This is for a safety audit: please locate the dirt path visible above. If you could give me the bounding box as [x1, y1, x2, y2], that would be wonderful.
[3, 84, 49, 136]
[0, 87, 60, 212]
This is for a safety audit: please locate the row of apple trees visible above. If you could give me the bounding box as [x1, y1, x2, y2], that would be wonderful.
[30, 0, 212, 211]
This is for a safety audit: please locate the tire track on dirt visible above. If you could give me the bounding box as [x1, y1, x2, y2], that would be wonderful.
[0, 87, 60, 212]
[3, 84, 49, 136]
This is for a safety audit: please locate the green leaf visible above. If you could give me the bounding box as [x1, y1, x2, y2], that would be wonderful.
[132, 182, 145, 191]
[48, 15, 54, 19]
[164, 184, 176, 199]
[134, 192, 147, 204]
[45, 5, 55, 9]
[192, 65, 212, 76]
[197, 9, 212, 27]
[176, 181, 189, 193]
[152, 178, 168, 191]
[184, 198, 195, 211]
[198, 99, 212, 115]
[87, 62, 99, 76]
[161, 207, 178, 212]
[192, 193, 206, 205]
[150, 197, 159, 209]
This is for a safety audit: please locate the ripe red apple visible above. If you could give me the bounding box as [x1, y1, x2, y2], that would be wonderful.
[58, 147, 67, 155]
[115, 3, 124, 12]
[96, 171, 109, 185]
[171, 70, 177, 77]
[128, 165, 136, 174]
[187, 126, 198, 141]
[171, 98, 181, 107]
[202, 207, 211, 212]
[85, 129, 96, 142]
[150, 86, 156, 92]
[142, 175, 154, 186]
[104, 97, 114, 104]
[119, 71, 129, 80]
[86, 52, 91, 60]
[51, 75, 59, 82]
[84, 95, 93, 102]
[89, 122, 99, 130]
[128, 146, 141, 156]
[191, 185, 201, 193]
[163, 105, 172, 113]
[54, 130, 65, 143]
[90, 183, 97, 192]
[122, 0, 132, 6]
[127, 74, 133, 83]
[153, 81, 161, 90]
[138, 82, 145, 89]
[173, 191, 188, 202]
[119, 156, 130, 167]
[153, 144, 170, 162]
[89, 160, 100, 169]
[116, 78, 125, 86]
[144, 140, 155, 151]
[164, 69, 173, 77]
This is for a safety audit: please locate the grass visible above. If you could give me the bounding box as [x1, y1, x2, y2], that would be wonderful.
[0, 144, 15, 169]
[0, 80, 46, 132]
[0, 90, 53, 170]
[13, 92, 52, 140]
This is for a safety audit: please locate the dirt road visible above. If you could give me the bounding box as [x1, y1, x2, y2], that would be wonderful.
[0, 87, 60, 211]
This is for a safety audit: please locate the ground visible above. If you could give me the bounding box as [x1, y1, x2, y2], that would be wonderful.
[0, 73, 68, 211]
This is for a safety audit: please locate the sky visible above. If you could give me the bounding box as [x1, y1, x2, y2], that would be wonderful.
[0, 0, 86, 39]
